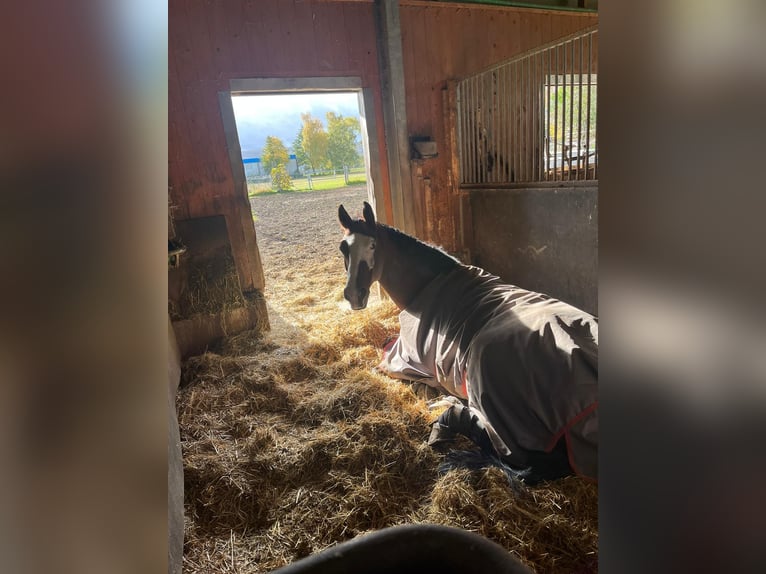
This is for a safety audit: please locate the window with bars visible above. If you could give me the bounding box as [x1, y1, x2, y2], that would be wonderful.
[457, 26, 598, 185]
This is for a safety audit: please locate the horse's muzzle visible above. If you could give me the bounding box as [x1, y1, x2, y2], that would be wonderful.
[344, 286, 369, 310]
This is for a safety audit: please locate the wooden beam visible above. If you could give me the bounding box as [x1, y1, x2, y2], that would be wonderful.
[217, 91, 266, 292]
[359, 88, 388, 221]
[375, 0, 416, 234]
[229, 76, 363, 94]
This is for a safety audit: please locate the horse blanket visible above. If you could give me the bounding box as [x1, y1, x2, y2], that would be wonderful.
[378, 265, 598, 480]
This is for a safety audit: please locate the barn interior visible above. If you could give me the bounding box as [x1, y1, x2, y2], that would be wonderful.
[169, 1, 599, 573]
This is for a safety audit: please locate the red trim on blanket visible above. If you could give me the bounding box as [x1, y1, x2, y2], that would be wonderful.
[459, 370, 468, 396]
[544, 400, 598, 453]
[545, 401, 597, 483]
[381, 337, 398, 361]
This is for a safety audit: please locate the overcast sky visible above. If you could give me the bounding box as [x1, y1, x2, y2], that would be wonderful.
[231, 92, 360, 158]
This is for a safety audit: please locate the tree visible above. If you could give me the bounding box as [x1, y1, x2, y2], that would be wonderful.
[292, 131, 308, 175]
[300, 113, 328, 173]
[261, 135, 289, 173]
[270, 164, 293, 192]
[326, 112, 361, 171]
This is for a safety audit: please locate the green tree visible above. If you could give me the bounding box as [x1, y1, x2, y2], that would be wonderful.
[300, 113, 328, 173]
[261, 135, 289, 173]
[292, 131, 308, 175]
[270, 164, 293, 192]
[326, 112, 361, 171]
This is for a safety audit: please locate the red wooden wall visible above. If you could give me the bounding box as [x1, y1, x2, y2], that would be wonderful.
[169, 0, 388, 292]
[399, 1, 597, 252]
[169, 0, 597, 288]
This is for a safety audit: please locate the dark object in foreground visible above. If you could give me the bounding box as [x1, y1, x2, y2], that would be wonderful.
[269, 524, 533, 574]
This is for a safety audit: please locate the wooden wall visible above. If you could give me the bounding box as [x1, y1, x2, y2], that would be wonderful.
[169, 0, 389, 293]
[169, 0, 597, 286]
[399, 1, 597, 253]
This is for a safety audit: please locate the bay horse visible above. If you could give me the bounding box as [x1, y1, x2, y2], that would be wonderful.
[338, 202, 598, 484]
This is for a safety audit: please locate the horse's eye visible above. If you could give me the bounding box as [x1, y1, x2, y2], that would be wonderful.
[370, 240, 376, 250]
[339, 241, 349, 256]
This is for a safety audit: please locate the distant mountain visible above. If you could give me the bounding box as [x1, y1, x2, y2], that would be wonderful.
[233, 94, 361, 159]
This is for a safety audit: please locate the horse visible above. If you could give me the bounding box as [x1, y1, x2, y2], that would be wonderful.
[338, 201, 598, 484]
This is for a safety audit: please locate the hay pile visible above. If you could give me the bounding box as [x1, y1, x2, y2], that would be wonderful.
[178, 188, 597, 573]
[170, 253, 247, 320]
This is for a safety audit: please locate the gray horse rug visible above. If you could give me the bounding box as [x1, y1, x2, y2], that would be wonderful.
[378, 265, 598, 481]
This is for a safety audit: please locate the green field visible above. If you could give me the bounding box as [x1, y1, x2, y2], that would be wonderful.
[248, 169, 366, 197]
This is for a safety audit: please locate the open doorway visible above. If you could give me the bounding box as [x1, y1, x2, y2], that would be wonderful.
[232, 92, 366, 193]
[218, 78, 385, 339]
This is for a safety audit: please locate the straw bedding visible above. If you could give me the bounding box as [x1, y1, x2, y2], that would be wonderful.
[177, 187, 597, 573]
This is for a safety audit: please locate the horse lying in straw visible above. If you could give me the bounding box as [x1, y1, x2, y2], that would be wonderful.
[338, 202, 598, 484]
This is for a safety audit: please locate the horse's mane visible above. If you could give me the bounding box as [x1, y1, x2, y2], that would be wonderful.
[378, 223, 461, 274]
[345, 217, 461, 273]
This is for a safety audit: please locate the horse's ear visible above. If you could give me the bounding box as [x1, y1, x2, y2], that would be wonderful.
[362, 201, 375, 227]
[338, 204, 353, 230]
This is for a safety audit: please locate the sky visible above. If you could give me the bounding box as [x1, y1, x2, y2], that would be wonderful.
[231, 92, 361, 158]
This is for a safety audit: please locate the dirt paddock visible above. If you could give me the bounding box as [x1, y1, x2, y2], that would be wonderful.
[177, 186, 598, 573]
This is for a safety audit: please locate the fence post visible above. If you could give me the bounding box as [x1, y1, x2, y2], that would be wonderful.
[344, 166, 349, 185]
[307, 174, 312, 190]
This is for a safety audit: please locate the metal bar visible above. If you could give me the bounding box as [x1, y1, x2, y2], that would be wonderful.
[479, 74, 485, 184]
[457, 84, 463, 183]
[536, 51, 542, 182]
[511, 61, 517, 184]
[546, 48, 551, 181]
[585, 34, 592, 181]
[528, 56, 533, 182]
[468, 77, 474, 183]
[494, 71, 500, 183]
[503, 63, 513, 181]
[576, 36, 583, 180]
[479, 74, 484, 183]
[531, 55, 536, 183]
[484, 74, 495, 183]
[500, 65, 506, 182]
[474, 75, 479, 183]
[465, 80, 471, 183]
[475, 75, 480, 184]
[553, 46, 564, 181]
[591, 32, 597, 180]
[459, 82, 465, 183]
[568, 37, 575, 182]
[525, 56, 530, 182]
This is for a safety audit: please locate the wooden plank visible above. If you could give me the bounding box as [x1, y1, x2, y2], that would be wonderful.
[401, 0, 596, 17]
[376, 0, 415, 234]
[222, 0, 252, 76]
[370, 80, 395, 225]
[168, 47, 192, 221]
[273, 0, 301, 74]
[171, 5, 212, 216]
[205, 0, 235, 76]
[258, 0, 284, 75]
[293, 0, 320, 73]
[230, 76, 363, 93]
[172, 299, 269, 358]
[415, 7, 432, 136]
[243, 0, 272, 74]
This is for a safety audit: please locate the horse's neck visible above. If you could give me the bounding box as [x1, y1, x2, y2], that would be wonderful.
[376, 226, 454, 309]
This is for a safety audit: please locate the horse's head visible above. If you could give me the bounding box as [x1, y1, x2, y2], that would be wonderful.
[338, 201, 378, 310]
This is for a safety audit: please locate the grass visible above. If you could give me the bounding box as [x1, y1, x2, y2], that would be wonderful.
[248, 170, 367, 197]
